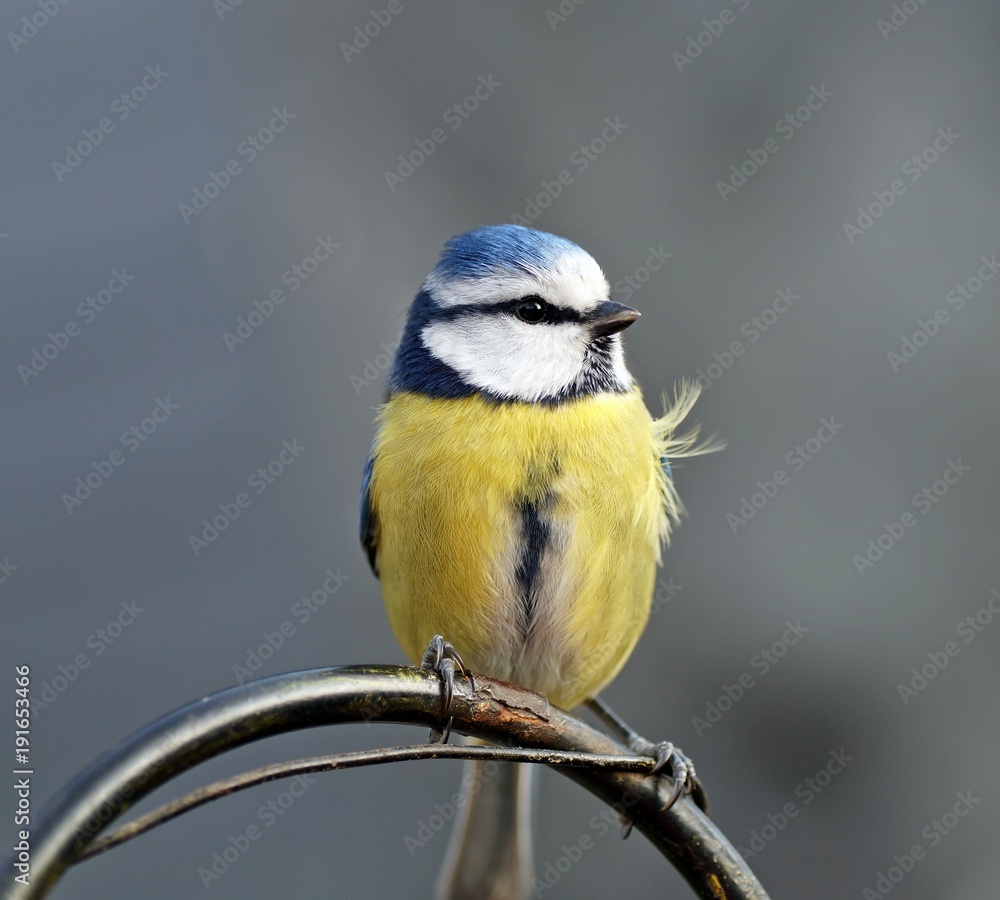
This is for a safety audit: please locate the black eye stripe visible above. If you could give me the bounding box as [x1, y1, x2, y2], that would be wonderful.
[511, 300, 583, 324]
[430, 297, 587, 324]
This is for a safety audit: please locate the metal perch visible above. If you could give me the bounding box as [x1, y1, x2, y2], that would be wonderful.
[3, 664, 770, 899]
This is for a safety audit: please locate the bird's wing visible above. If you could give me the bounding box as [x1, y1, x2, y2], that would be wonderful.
[359, 453, 380, 577]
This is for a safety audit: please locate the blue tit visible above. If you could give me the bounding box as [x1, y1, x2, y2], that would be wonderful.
[360, 224, 714, 900]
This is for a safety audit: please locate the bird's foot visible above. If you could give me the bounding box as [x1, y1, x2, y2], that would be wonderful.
[630, 736, 699, 810]
[586, 696, 708, 838]
[420, 634, 473, 744]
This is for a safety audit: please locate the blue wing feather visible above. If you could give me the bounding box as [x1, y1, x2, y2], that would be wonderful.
[359, 454, 379, 576]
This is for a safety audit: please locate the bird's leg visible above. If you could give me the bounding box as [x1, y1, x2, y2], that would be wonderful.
[587, 696, 708, 835]
[420, 634, 474, 744]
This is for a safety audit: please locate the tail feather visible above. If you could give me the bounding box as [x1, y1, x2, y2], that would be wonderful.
[435, 759, 535, 900]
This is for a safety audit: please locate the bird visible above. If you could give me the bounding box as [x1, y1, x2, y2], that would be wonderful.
[360, 224, 717, 900]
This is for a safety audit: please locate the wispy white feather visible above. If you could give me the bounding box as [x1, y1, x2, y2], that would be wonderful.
[653, 378, 726, 541]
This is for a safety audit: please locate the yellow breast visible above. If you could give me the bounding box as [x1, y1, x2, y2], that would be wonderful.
[369, 388, 667, 709]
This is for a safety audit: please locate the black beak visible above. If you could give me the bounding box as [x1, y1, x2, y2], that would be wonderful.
[590, 300, 641, 337]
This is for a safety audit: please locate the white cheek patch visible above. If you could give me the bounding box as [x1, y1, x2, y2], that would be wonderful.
[421, 318, 589, 402]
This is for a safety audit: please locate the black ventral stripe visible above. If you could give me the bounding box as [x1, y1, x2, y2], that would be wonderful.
[515, 492, 553, 636]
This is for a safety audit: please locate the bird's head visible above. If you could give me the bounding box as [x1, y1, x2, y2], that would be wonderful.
[388, 224, 639, 403]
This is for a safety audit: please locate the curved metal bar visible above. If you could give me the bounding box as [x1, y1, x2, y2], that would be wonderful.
[2, 665, 769, 900]
[79, 744, 658, 862]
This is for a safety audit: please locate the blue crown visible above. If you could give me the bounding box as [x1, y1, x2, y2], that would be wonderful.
[432, 224, 587, 281]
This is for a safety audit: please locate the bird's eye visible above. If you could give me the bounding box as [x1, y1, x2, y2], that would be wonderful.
[515, 297, 548, 324]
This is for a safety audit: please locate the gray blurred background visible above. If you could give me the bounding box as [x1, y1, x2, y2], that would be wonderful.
[2, 1, 998, 897]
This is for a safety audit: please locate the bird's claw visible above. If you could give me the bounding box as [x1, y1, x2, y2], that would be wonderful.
[630, 736, 700, 812]
[420, 635, 473, 744]
[586, 696, 708, 837]
[652, 741, 696, 801]
[612, 739, 701, 839]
